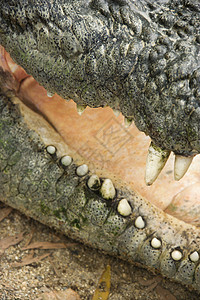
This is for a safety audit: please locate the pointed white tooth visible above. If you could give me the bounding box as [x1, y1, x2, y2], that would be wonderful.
[124, 117, 132, 128]
[77, 104, 86, 115]
[117, 199, 132, 216]
[135, 216, 145, 229]
[47, 91, 54, 98]
[100, 179, 116, 200]
[174, 155, 193, 181]
[113, 109, 120, 117]
[151, 237, 162, 249]
[145, 143, 170, 186]
[190, 251, 199, 262]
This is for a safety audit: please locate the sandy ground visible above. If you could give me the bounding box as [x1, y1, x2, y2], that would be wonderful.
[0, 202, 199, 300]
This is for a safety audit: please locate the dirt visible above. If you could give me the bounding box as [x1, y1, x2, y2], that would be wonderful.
[0, 203, 199, 300]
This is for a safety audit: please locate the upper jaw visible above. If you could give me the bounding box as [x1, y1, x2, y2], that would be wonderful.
[0, 46, 198, 189]
[1, 0, 200, 160]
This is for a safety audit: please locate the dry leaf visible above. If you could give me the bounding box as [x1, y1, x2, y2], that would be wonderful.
[0, 232, 24, 253]
[139, 276, 163, 292]
[12, 252, 50, 267]
[37, 289, 81, 300]
[92, 265, 111, 300]
[0, 207, 12, 222]
[22, 241, 76, 250]
[155, 285, 177, 300]
[139, 276, 162, 287]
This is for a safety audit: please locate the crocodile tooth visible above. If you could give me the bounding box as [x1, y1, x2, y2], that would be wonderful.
[171, 250, 183, 261]
[145, 143, 170, 186]
[47, 91, 54, 98]
[174, 155, 193, 181]
[100, 179, 116, 200]
[87, 174, 101, 191]
[113, 109, 120, 117]
[117, 199, 132, 216]
[150, 237, 162, 249]
[135, 216, 145, 229]
[60, 155, 72, 167]
[189, 251, 199, 262]
[76, 104, 86, 115]
[76, 164, 88, 176]
[124, 117, 132, 128]
[46, 145, 56, 155]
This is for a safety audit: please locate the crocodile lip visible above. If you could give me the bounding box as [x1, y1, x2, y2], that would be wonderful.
[1, 46, 200, 227]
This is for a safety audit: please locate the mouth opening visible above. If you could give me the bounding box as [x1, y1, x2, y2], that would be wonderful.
[1, 46, 200, 227]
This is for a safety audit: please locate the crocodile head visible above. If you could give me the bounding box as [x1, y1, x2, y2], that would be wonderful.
[1, 0, 200, 182]
[1, 0, 200, 292]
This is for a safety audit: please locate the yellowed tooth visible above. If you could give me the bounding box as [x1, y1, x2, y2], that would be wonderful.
[77, 104, 86, 115]
[174, 155, 193, 181]
[47, 91, 54, 98]
[113, 109, 120, 117]
[87, 174, 101, 191]
[117, 199, 132, 216]
[124, 117, 132, 128]
[100, 179, 116, 200]
[46, 145, 56, 155]
[145, 143, 170, 186]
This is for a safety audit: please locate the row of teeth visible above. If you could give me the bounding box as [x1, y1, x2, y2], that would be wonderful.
[73, 104, 194, 184]
[46, 93, 133, 128]
[47, 94, 193, 185]
[46, 145, 199, 263]
[76, 104, 133, 128]
[145, 142, 193, 185]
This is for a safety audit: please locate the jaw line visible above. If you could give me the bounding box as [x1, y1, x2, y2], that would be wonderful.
[1, 47, 200, 226]
[1, 47, 200, 292]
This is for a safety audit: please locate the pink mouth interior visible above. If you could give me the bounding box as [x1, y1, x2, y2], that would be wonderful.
[1, 46, 200, 226]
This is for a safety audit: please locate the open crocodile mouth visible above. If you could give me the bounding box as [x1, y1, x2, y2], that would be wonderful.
[1, 0, 200, 293]
[1, 47, 200, 227]
[1, 46, 200, 292]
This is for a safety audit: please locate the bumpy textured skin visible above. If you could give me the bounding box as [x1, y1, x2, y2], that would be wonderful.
[0, 0, 200, 155]
[1, 93, 200, 292]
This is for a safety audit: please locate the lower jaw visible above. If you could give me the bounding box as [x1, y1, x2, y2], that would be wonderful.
[1, 46, 200, 293]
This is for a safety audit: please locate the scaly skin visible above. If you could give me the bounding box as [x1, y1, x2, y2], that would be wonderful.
[0, 0, 200, 155]
[1, 93, 200, 293]
[1, 0, 200, 294]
